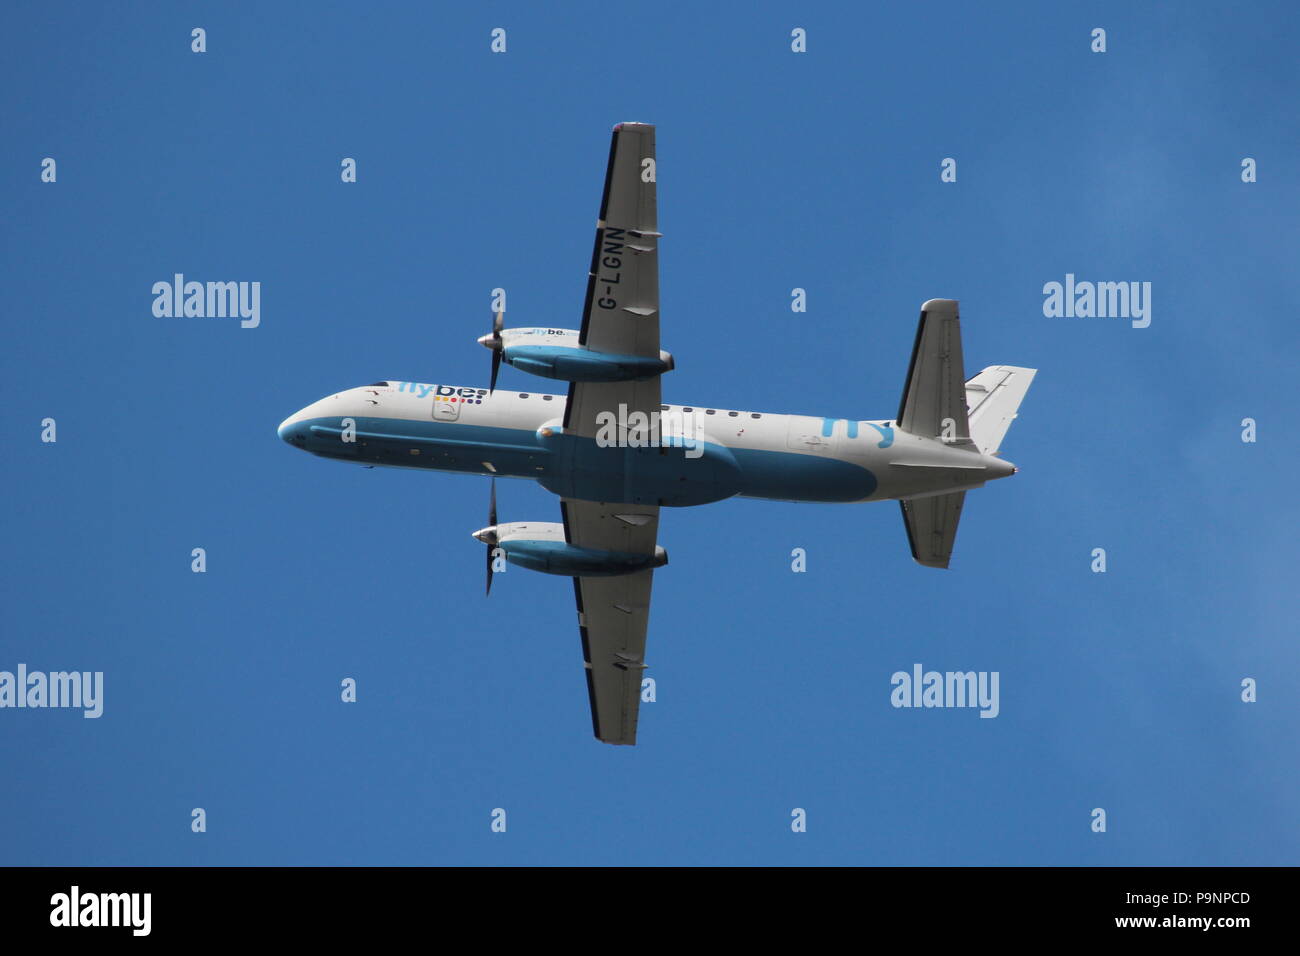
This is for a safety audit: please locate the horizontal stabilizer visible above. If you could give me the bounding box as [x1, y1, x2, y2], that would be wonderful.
[898, 300, 971, 443]
[900, 491, 966, 569]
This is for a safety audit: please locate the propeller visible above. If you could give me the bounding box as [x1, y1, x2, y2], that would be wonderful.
[477, 309, 505, 393]
[473, 478, 500, 596]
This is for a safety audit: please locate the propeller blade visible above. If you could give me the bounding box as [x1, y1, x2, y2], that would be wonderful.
[484, 478, 498, 596]
[488, 309, 505, 393]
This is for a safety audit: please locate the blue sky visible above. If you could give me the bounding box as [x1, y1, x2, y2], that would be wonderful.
[2, 1, 1297, 865]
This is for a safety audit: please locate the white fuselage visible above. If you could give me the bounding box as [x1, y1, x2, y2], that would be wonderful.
[278, 380, 1015, 506]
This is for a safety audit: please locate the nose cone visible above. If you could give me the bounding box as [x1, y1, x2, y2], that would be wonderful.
[477, 333, 500, 350]
[278, 411, 309, 447]
[472, 527, 496, 545]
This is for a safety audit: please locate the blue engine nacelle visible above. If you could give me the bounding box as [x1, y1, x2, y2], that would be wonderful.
[486, 327, 674, 383]
[502, 539, 668, 576]
[473, 520, 668, 576]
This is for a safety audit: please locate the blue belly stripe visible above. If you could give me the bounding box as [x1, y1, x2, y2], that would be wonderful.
[286, 415, 876, 504]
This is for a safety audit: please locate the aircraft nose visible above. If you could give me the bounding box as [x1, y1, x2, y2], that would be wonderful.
[278, 413, 308, 446]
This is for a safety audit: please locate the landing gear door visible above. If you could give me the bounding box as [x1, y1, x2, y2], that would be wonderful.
[433, 398, 460, 421]
[786, 415, 837, 455]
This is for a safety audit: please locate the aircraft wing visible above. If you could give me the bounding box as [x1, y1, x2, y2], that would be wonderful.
[561, 497, 661, 745]
[563, 122, 662, 438]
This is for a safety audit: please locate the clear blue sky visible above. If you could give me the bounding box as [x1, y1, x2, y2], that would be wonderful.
[3, 1, 1297, 865]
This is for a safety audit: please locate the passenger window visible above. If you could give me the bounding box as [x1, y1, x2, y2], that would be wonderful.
[728, 411, 738, 417]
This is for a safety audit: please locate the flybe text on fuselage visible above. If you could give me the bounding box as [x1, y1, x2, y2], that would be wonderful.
[393, 382, 488, 402]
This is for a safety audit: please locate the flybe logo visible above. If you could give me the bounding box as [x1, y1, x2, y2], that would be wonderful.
[864, 422, 894, 448]
[820, 419, 894, 448]
[394, 382, 487, 405]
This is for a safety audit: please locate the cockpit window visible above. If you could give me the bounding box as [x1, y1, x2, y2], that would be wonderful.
[367, 381, 388, 387]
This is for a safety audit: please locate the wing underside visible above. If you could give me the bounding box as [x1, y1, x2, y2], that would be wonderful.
[564, 123, 662, 439]
[558, 124, 666, 745]
[563, 498, 660, 745]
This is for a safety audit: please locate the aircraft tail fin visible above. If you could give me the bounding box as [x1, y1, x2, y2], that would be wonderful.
[894, 300, 1036, 568]
[964, 365, 1037, 456]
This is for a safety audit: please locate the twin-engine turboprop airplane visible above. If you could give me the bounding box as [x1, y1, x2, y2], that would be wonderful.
[278, 122, 1037, 746]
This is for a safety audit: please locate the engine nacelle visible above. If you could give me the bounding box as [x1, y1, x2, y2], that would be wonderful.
[472, 520, 668, 577]
[485, 327, 674, 383]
